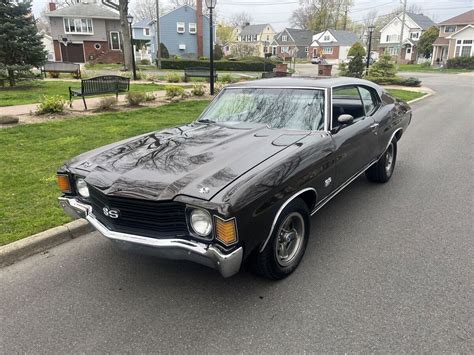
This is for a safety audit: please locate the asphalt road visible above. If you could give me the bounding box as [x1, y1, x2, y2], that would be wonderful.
[1, 73, 473, 353]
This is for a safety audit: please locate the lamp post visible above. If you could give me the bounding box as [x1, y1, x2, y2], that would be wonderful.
[205, 0, 217, 95]
[366, 25, 375, 75]
[127, 14, 137, 81]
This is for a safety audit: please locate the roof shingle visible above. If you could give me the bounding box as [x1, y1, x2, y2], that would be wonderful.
[45, 2, 119, 19]
[439, 9, 474, 26]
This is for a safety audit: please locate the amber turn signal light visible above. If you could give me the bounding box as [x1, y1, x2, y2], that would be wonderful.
[215, 216, 238, 246]
[56, 174, 72, 193]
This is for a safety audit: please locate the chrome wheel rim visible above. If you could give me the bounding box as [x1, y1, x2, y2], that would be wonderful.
[385, 143, 394, 175]
[275, 212, 305, 267]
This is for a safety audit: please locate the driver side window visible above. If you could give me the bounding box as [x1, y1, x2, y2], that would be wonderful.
[332, 86, 365, 129]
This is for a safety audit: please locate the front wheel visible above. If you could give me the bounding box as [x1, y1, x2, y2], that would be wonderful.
[366, 140, 397, 183]
[252, 198, 310, 280]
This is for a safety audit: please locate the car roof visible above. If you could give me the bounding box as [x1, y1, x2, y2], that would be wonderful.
[227, 77, 382, 92]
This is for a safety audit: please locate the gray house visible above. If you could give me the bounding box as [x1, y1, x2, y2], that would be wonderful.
[271, 28, 313, 59]
[45, 1, 123, 63]
[132, 19, 156, 63]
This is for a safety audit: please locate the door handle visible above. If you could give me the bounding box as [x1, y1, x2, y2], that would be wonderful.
[369, 123, 379, 134]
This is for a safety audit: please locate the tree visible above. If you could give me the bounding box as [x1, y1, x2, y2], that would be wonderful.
[169, 0, 195, 8]
[214, 44, 223, 60]
[159, 43, 169, 58]
[216, 22, 236, 44]
[230, 43, 258, 58]
[0, 0, 46, 86]
[132, 0, 159, 21]
[347, 53, 364, 78]
[418, 26, 439, 59]
[230, 11, 252, 27]
[290, 0, 353, 32]
[348, 42, 366, 57]
[368, 54, 397, 78]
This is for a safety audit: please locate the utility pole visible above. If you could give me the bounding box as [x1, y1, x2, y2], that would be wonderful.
[155, 0, 161, 68]
[398, 0, 407, 62]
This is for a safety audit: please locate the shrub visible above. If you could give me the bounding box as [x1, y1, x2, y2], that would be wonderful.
[0, 115, 19, 124]
[368, 54, 397, 78]
[420, 61, 431, 68]
[145, 93, 156, 101]
[158, 43, 170, 59]
[214, 83, 224, 94]
[447, 56, 474, 69]
[338, 61, 348, 76]
[126, 92, 146, 106]
[36, 95, 66, 115]
[199, 56, 209, 60]
[140, 59, 151, 65]
[96, 97, 117, 111]
[120, 71, 133, 79]
[165, 85, 185, 98]
[347, 54, 365, 78]
[220, 74, 235, 83]
[160, 59, 276, 72]
[365, 75, 421, 87]
[401, 77, 422, 87]
[166, 73, 181, 83]
[348, 42, 366, 57]
[214, 44, 224, 60]
[191, 83, 206, 96]
[70, 72, 81, 79]
[48, 72, 60, 78]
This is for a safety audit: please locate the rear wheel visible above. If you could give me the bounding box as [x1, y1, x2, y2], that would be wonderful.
[366, 140, 397, 183]
[252, 198, 310, 280]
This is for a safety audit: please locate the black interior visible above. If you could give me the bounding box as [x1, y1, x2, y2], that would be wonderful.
[332, 98, 365, 128]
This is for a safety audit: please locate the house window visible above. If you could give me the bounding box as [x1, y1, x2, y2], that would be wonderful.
[406, 47, 411, 54]
[282, 46, 289, 53]
[94, 43, 101, 50]
[266, 35, 269, 40]
[305, 46, 308, 53]
[253, 34, 258, 41]
[177, 22, 185, 33]
[323, 35, 330, 41]
[189, 23, 197, 34]
[110, 31, 121, 50]
[64, 18, 93, 34]
[410, 32, 419, 39]
[386, 47, 399, 55]
[144, 28, 150, 36]
[386, 34, 400, 42]
[444, 26, 456, 33]
[455, 40, 473, 57]
[322, 47, 333, 54]
[282, 35, 288, 41]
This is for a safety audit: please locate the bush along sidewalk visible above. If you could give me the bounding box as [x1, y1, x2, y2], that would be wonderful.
[367, 54, 422, 87]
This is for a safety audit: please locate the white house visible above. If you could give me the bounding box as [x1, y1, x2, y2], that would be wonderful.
[308, 29, 359, 64]
[379, 12, 435, 63]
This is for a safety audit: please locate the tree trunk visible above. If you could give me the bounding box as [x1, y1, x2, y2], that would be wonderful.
[119, 0, 133, 71]
[7, 69, 15, 87]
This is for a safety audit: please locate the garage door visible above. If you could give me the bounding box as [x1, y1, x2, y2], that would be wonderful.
[60, 43, 85, 63]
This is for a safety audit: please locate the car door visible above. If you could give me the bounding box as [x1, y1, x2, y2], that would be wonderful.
[330, 85, 378, 187]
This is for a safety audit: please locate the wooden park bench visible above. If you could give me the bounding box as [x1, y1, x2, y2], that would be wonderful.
[184, 67, 218, 82]
[42, 62, 81, 78]
[69, 75, 130, 110]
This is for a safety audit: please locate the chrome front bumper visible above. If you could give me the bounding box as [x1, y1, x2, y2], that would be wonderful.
[58, 197, 243, 277]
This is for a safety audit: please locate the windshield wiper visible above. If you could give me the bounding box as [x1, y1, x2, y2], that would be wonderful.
[197, 119, 215, 124]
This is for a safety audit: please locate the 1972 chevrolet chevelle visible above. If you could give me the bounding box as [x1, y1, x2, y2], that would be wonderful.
[57, 77, 411, 279]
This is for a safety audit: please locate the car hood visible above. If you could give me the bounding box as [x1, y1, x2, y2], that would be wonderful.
[67, 122, 309, 201]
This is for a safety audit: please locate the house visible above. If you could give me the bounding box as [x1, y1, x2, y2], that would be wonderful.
[40, 31, 55, 61]
[45, 1, 123, 64]
[233, 24, 276, 57]
[271, 28, 312, 59]
[158, 4, 211, 59]
[132, 20, 156, 63]
[378, 12, 435, 63]
[309, 29, 359, 63]
[431, 10, 474, 65]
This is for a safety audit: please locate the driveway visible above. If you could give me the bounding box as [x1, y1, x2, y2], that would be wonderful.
[0, 73, 472, 353]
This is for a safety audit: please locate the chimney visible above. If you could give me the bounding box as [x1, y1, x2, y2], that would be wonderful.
[196, 0, 203, 58]
[48, 1, 56, 11]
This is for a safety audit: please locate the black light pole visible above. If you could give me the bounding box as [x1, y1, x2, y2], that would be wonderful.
[366, 25, 375, 75]
[205, 0, 217, 95]
[127, 14, 137, 81]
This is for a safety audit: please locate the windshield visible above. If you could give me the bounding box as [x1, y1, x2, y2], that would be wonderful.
[199, 88, 326, 131]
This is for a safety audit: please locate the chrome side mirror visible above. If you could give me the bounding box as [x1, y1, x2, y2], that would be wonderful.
[338, 114, 354, 125]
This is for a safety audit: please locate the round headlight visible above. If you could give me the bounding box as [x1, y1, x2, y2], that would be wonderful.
[190, 209, 212, 237]
[76, 178, 90, 198]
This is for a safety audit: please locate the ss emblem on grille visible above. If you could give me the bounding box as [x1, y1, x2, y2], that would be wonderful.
[103, 207, 120, 219]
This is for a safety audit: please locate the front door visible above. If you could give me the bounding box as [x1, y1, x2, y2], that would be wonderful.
[405, 45, 412, 61]
[330, 85, 378, 186]
[60, 43, 85, 63]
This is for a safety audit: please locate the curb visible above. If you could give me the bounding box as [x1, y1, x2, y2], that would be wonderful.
[0, 219, 93, 268]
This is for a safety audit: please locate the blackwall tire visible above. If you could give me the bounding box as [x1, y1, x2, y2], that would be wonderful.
[366, 140, 397, 183]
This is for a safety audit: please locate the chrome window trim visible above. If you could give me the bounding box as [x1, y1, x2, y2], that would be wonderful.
[259, 187, 317, 252]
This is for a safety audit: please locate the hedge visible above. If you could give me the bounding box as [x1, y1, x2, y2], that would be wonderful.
[447, 56, 474, 69]
[159, 59, 276, 72]
[365, 75, 422, 87]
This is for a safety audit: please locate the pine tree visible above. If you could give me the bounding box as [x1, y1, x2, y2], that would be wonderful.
[348, 54, 364, 78]
[0, 0, 46, 86]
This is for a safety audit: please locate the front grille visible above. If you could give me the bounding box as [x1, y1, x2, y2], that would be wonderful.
[88, 187, 188, 239]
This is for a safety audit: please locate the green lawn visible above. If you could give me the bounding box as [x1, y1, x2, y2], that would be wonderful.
[386, 89, 426, 102]
[0, 80, 169, 107]
[398, 64, 472, 73]
[0, 100, 210, 246]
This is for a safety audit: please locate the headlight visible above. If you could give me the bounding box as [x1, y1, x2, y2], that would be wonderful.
[189, 209, 212, 237]
[76, 178, 90, 198]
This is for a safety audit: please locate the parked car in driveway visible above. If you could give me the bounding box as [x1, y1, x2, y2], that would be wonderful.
[57, 77, 412, 280]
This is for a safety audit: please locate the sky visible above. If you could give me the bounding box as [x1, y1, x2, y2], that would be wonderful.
[33, 0, 474, 31]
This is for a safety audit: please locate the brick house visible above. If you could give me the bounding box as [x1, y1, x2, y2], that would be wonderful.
[309, 29, 358, 63]
[45, 1, 123, 64]
[431, 10, 474, 65]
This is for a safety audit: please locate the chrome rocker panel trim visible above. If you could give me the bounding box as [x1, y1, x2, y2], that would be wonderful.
[58, 197, 243, 278]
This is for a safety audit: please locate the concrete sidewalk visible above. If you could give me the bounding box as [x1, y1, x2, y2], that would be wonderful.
[0, 90, 168, 116]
